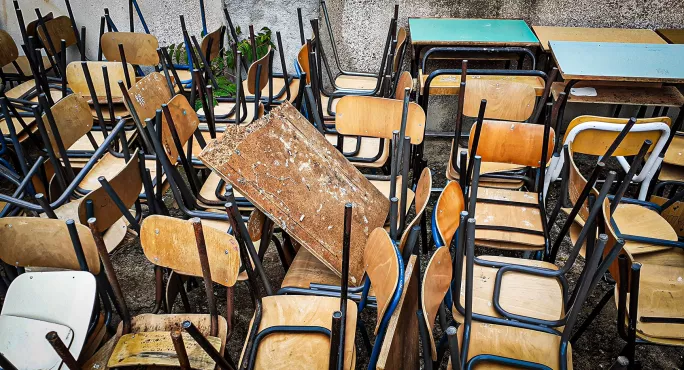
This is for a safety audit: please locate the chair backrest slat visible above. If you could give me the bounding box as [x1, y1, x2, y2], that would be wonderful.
[36, 16, 78, 55]
[0, 217, 100, 273]
[101, 32, 160, 66]
[161, 95, 200, 162]
[394, 71, 412, 101]
[399, 167, 431, 252]
[468, 120, 555, 168]
[392, 27, 408, 73]
[336, 96, 426, 144]
[420, 246, 452, 360]
[434, 181, 465, 247]
[463, 79, 536, 122]
[247, 47, 272, 94]
[200, 26, 224, 61]
[77, 150, 143, 231]
[140, 215, 240, 287]
[364, 227, 400, 334]
[43, 94, 93, 157]
[124, 72, 173, 124]
[66, 61, 135, 101]
[0, 30, 19, 68]
[297, 43, 310, 84]
[563, 115, 671, 157]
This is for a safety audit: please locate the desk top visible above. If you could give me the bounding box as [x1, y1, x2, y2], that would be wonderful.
[533, 26, 666, 51]
[550, 41, 684, 83]
[408, 18, 539, 46]
[656, 29, 684, 44]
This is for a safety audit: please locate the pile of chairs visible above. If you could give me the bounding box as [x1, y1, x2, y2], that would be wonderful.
[0, 1, 682, 370]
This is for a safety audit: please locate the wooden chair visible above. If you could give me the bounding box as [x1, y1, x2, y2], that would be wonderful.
[548, 115, 672, 200]
[463, 103, 555, 253]
[0, 29, 51, 84]
[0, 217, 109, 364]
[66, 61, 135, 123]
[100, 31, 160, 69]
[445, 73, 546, 190]
[84, 216, 239, 369]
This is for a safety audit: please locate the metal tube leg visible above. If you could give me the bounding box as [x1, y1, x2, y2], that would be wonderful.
[182, 321, 235, 370]
[171, 330, 191, 370]
[46, 331, 79, 369]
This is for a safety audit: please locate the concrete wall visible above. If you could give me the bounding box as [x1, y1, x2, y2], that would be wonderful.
[0, 0, 315, 71]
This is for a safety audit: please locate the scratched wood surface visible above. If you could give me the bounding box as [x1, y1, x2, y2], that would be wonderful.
[199, 102, 390, 285]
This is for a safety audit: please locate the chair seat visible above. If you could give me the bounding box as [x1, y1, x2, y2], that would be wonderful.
[325, 134, 389, 168]
[614, 250, 684, 343]
[450, 321, 572, 369]
[67, 129, 137, 153]
[334, 75, 378, 90]
[658, 162, 683, 182]
[614, 203, 678, 255]
[109, 331, 222, 369]
[446, 143, 525, 189]
[242, 76, 300, 103]
[474, 187, 546, 249]
[452, 255, 563, 323]
[76, 152, 160, 192]
[0, 315, 74, 370]
[239, 295, 357, 370]
[90, 102, 131, 121]
[663, 134, 683, 167]
[2, 56, 51, 77]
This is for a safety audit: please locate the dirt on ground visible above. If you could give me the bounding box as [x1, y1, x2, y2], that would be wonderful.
[1, 137, 682, 369]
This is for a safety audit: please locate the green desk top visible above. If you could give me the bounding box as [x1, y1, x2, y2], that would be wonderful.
[550, 41, 684, 83]
[408, 18, 539, 46]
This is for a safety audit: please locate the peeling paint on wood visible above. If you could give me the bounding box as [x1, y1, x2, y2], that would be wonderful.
[199, 102, 389, 285]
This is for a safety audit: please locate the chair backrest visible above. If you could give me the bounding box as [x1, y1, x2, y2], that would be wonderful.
[124, 72, 173, 124]
[200, 26, 224, 61]
[0, 217, 100, 274]
[26, 12, 54, 39]
[563, 115, 671, 157]
[36, 16, 78, 55]
[160, 94, 200, 162]
[468, 120, 555, 168]
[0, 30, 19, 68]
[394, 71, 412, 101]
[335, 96, 426, 144]
[567, 146, 599, 222]
[420, 246, 452, 361]
[66, 61, 135, 102]
[140, 215, 240, 287]
[364, 227, 401, 334]
[297, 43, 310, 84]
[101, 32, 160, 66]
[392, 27, 407, 73]
[247, 47, 271, 94]
[399, 167, 432, 252]
[463, 79, 536, 122]
[42, 94, 93, 157]
[77, 150, 143, 231]
[376, 255, 420, 370]
[663, 134, 684, 167]
[434, 181, 465, 247]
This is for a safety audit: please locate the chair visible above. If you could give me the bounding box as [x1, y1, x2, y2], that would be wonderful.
[0, 29, 51, 83]
[100, 31, 160, 72]
[0, 217, 109, 365]
[548, 115, 671, 200]
[462, 103, 555, 253]
[84, 215, 240, 369]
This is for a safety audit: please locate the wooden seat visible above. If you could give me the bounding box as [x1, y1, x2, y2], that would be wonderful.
[36, 16, 78, 56]
[450, 321, 572, 370]
[474, 187, 546, 249]
[334, 75, 379, 90]
[239, 296, 357, 369]
[452, 256, 564, 323]
[418, 69, 546, 96]
[0, 315, 73, 369]
[2, 56, 51, 77]
[242, 76, 301, 103]
[66, 61, 135, 106]
[67, 129, 137, 153]
[613, 203, 678, 255]
[446, 143, 525, 189]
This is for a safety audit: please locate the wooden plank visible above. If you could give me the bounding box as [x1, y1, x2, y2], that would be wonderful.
[534, 26, 666, 52]
[108, 331, 220, 370]
[408, 18, 539, 46]
[377, 255, 419, 370]
[656, 28, 684, 44]
[199, 102, 389, 285]
[550, 41, 684, 83]
[551, 82, 684, 107]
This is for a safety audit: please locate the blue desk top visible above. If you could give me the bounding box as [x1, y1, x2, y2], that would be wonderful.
[408, 18, 539, 46]
[550, 41, 684, 83]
